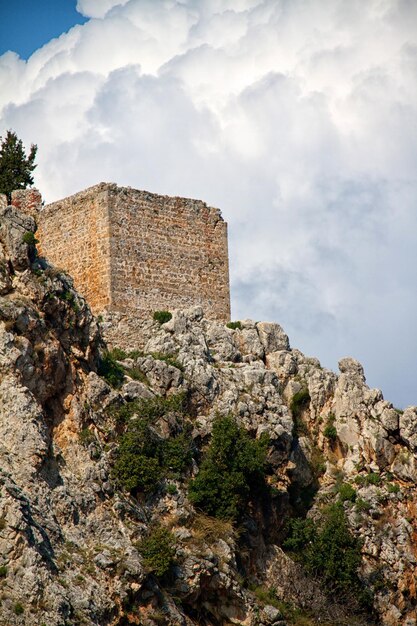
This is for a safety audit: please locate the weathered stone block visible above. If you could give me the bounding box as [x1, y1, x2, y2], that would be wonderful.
[11, 188, 42, 217]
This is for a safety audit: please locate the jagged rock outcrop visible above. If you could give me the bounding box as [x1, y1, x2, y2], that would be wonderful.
[0, 205, 416, 625]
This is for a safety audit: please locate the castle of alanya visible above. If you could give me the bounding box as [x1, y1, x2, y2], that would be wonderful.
[2, 183, 230, 347]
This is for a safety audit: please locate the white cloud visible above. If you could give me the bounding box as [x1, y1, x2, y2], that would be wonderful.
[76, 0, 130, 19]
[1, 0, 416, 406]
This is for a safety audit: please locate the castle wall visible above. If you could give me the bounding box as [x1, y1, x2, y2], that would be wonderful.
[107, 186, 230, 321]
[34, 182, 230, 349]
[37, 184, 112, 312]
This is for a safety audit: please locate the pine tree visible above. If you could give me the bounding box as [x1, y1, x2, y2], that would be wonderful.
[0, 130, 37, 203]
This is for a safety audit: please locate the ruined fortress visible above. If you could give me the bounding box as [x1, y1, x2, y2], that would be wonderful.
[5, 183, 230, 347]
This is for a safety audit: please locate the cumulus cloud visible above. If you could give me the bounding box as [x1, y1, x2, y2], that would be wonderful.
[1, 0, 416, 406]
[76, 0, 130, 19]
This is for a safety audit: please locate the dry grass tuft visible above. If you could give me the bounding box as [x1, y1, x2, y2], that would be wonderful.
[191, 513, 236, 546]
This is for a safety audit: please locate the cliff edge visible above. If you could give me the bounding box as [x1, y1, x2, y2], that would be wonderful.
[0, 205, 416, 625]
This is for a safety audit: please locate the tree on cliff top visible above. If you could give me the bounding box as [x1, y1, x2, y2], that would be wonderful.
[0, 130, 37, 203]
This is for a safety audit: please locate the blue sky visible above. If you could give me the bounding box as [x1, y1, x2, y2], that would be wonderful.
[0, 0, 87, 59]
[0, 0, 416, 408]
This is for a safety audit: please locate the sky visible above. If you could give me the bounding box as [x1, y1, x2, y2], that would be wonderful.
[0, 0, 416, 408]
[0, 1, 87, 60]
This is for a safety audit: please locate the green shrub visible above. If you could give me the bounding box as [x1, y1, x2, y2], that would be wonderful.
[310, 445, 326, 479]
[284, 504, 365, 604]
[150, 351, 184, 371]
[387, 482, 400, 494]
[188, 415, 268, 521]
[98, 347, 151, 387]
[22, 231, 38, 246]
[153, 310, 172, 324]
[324, 424, 337, 440]
[283, 516, 317, 554]
[106, 346, 146, 361]
[114, 425, 193, 494]
[114, 450, 162, 493]
[165, 483, 178, 495]
[139, 526, 176, 577]
[324, 414, 337, 441]
[79, 427, 95, 447]
[364, 472, 382, 486]
[226, 321, 242, 330]
[355, 497, 371, 512]
[112, 393, 192, 493]
[127, 366, 148, 384]
[290, 389, 310, 419]
[292, 414, 309, 437]
[162, 430, 194, 477]
[108, 393, 186, 425]
[107, 400, 141, 424]
[0, 565, 7, 577]
[355, 472, 381, 487]
[14, 603, 24, 615]
[338, 482, 357, 503]
[113, 423, 162, 493]
[97, 351, 125, 388]
[252, 585, 281, 610]
[127, 349, 145, 359]
[290, 389, 311, 437]
[109, 347, 128, 360]
[59, 290, 79, 313]
[136, 393, 186, 421]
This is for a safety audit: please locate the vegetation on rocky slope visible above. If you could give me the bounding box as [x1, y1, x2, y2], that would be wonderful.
[112, 394, 194, 493]
[0, 205, 416, 626]
[284, 503, 369, 610]
[188, 414, 269, 521]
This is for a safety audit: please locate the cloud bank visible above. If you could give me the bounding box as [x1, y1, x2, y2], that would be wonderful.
[1, 0, 416, 406]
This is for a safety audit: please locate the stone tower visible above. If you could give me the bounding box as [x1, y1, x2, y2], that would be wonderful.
[6, 183, 231, 348]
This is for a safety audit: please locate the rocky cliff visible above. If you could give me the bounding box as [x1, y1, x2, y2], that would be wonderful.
[0, 205, 416, 626]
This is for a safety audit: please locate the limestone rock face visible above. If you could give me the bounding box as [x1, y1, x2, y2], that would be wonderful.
[0, 205, 36, 270]
[0, 206, 416, 625]
[11, 187, 42, 217]
[399, 407, 417, 450]
[257, 321, 290, 353]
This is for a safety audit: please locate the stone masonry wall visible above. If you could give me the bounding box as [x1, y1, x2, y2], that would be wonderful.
[33, 183, 230, 348]
[36, 184, 112, 312]
[107, 185, 230, 320]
